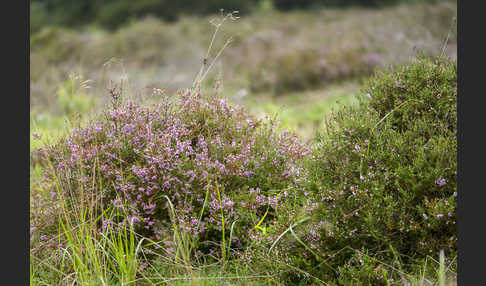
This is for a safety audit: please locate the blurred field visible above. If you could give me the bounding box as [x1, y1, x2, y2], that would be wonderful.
[30, 1, 456, 148]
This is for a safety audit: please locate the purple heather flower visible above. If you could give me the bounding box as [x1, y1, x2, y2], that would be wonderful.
[435, 177, 447, 186]
[130, 217, 141, 223]
[226, 200, 234, 208]
[243, 170, 253, 176]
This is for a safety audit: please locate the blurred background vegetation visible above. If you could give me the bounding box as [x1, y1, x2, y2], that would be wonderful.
[31, 0, 450, 32]
[30, 0, 456, 149]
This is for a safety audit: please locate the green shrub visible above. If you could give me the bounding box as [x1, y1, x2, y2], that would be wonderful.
[281, 56, 456, 282]
[336, 249, 388, 286]
[366, 55, 457, 134]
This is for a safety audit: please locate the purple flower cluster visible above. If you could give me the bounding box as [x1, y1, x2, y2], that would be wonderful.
[49, 90, 310, 242]
[435, 176, 447, 187]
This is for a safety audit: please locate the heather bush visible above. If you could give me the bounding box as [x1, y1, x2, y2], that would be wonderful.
[277, 56, 457, 283]
[43, 90, 310, 256]
[366, 54, 457, 134]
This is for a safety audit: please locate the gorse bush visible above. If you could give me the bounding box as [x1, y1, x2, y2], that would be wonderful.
[278, 55, 457, 283]
[45, 89, 309, 256]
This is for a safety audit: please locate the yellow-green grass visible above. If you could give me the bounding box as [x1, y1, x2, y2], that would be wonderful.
[240, 82, 361, 141]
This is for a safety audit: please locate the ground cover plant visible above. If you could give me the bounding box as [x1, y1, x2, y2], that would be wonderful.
[265, 55, 456, 285]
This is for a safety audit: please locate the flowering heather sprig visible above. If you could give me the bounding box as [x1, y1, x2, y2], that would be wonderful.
[48, 90, 309, 246]
[435, 176, 447, 187]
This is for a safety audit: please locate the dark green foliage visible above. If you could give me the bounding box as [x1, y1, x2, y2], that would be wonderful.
[31, 0, 260, 30]
[273, 0, 448, 10]
[272, 0, 319, 11]
[42, 0, 96, 27]
[30, 1, 51, 34]
[182, 0, 260, 15]
[94, 0, 180, 30]
[336, 249, 388, 286]
[286, 56, 456, 282]
[30, 0, 452, 30]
